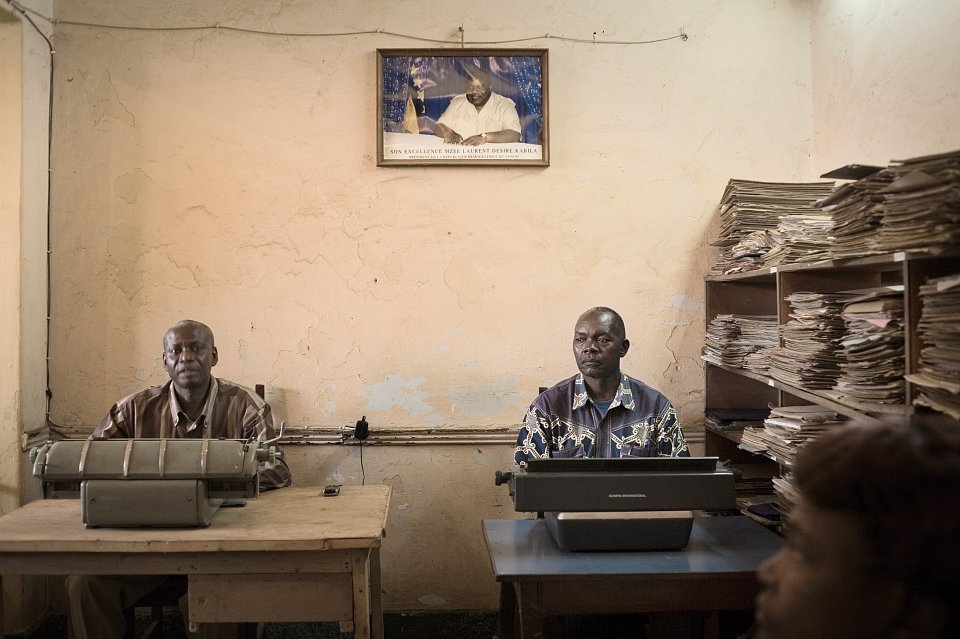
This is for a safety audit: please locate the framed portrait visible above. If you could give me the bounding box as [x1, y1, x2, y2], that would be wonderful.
[377, 48, 549, 167]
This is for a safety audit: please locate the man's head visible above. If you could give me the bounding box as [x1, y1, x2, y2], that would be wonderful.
[162, 320, 218, 395]
[464, 68, 493, 108]
[755, 415, 960, 639]
[573, 307, 629, 383]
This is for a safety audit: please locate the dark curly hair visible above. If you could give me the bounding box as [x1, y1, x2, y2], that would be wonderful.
[794, 415, 960, 637]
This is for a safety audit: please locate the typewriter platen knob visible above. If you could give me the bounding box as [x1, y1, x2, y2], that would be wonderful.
[494, 470, 513, 486]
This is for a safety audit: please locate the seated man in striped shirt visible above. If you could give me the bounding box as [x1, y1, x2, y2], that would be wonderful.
[67, 319, 291, 639]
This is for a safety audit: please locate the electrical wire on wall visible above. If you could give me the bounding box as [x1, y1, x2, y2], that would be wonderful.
[6, 0, 57, 437]
[8, 1, 688, 46]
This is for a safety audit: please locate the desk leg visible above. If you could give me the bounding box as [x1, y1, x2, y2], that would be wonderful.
[0, 574, 5, 637]
[370, 548, 383, 639]
[351, 549, 371, 639]
[705, 610, 720, 639]
[514, 582, 546, 639]
[497, 582, 517, 639]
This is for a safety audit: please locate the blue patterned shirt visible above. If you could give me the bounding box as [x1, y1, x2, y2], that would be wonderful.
[514, 373, 688, 465]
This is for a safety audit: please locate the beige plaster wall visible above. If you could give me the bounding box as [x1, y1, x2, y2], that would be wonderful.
[4, 0, 958, 624]
[11, 0, 959, 620]
[34, 0, 818, 614]
[46, 0, 815, 433]
[1, 13, 22, 519]
[811, 0, 960, 172]
[2, 0, 53, 632]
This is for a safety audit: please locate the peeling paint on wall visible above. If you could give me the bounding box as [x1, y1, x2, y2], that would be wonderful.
[447, 376, 522, 417]
[361, 373, 439, 423]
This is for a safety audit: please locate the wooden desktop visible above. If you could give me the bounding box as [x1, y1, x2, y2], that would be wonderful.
[0, 485, 391, 639]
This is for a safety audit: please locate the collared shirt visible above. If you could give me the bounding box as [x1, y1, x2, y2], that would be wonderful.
[436, 91, 522, 139]
[94, 377, 292, 488]
[514, 372, 688, 466]
[169, 376, 219, 435]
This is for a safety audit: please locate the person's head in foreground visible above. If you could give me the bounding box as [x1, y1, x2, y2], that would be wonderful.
[755, 414, 960, 639]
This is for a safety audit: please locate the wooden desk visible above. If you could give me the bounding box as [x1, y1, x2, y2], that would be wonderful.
[0, 485, 390, 638]
[483, 515, 782, 639]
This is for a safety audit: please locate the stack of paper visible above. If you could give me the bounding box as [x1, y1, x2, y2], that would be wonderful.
[702, 314, 779, 369]
[744, 405, 844, 467]
[764, 207, 835, 265]
[767, 292, 852, 389]
[874, 150, 960, 253]
[907, 273, 960, 418]
[827, 150, 960, 258]
[828, 172, 895, 258]
[834, 288, 905, 405]
[710, 180, 837, 274]
[772, 473, 799, 519]
[705, 408, 771, 435]
[745, 405, 845, 517]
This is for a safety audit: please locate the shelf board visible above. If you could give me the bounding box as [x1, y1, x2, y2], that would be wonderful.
[706, 248, 960, 283]
[705, 363, 901, 424]
[704, 423, 744, 445]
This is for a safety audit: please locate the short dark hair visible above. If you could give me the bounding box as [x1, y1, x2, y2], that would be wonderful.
[795, 415, 960, 633]
[164, 319, 215, 348]
[582, 306, 627, 340]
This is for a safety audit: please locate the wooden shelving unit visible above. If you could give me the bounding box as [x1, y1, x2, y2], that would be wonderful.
[704, 249, 960, 526]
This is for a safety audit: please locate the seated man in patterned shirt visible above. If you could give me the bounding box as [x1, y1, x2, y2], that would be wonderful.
[66, 319, 292, 639]
[515, 306, 688, 464]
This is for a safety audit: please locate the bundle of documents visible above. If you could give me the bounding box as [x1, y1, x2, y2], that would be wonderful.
[705, 408, 770, 435]
[767, 292, 851, 389]
[827, 171, 894, 258]
[772, 473, 799, 519]
[834, 288, 905, 405]
[873, 150, 960, 253]
[710, 180, 836, 274]
[826, 149, 960, 258]
[737, 495, 781, 529]
[702, 314, 778, 369]
[740, 405, 844, 467]
[764, 207, 835, 265]
[906, 273, 960, 418]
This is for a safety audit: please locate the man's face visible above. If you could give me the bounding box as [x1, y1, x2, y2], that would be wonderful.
[465, 76, 492, 107]
[755, 497, 904, 639]
[572, 311, 629, 382]
[162, 324, 218, 394]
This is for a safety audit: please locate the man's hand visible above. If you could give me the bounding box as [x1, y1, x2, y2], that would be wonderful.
[462, 134, 485, 146]
[434, 123, 463, 144]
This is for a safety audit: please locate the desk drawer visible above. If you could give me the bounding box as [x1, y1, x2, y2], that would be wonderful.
[188, 573, 353, 623]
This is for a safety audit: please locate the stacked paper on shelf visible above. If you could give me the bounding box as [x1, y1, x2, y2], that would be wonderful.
[826, 149, 960, 258]
[764, 208, 835, 265]
[702, 314, 778, 369]
[828, 171, 895, 258]
[742, 405, 844, 467]
[710, 180, 836, 274]
[742, 406, 843, 520]
[834, 287, 906, 405]
[772, 473, 799, 519]
[874, 150, 960, 253]
[906, 273, 960, 419]
[767, 292, 852, 389]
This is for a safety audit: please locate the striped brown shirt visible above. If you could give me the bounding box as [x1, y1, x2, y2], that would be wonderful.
[95, 377, 292, 488]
